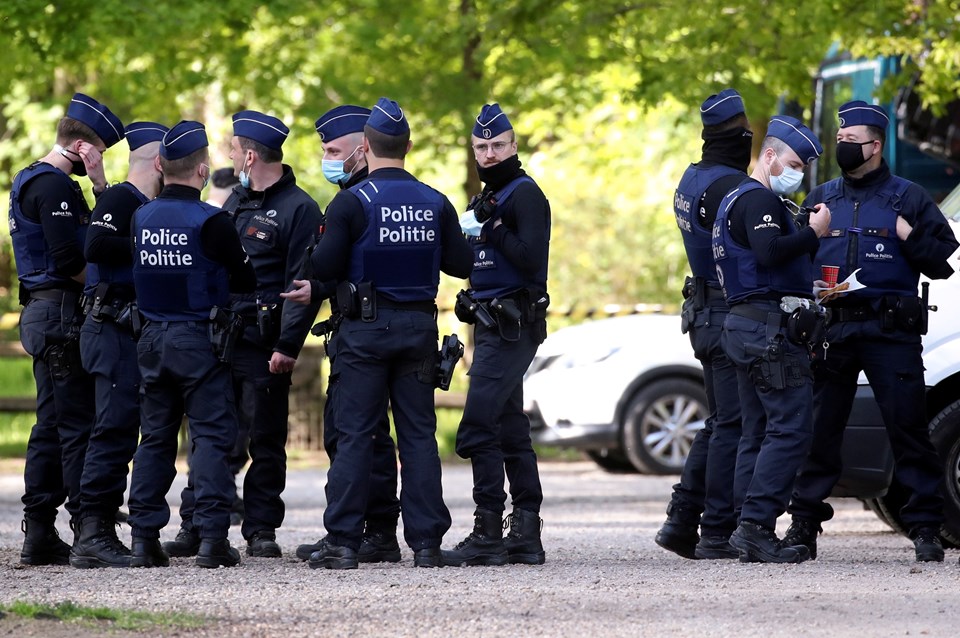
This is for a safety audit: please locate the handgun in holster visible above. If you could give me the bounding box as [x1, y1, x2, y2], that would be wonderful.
[209, 306, 244, 363]
[435, 333, 464, 391]
[454, 290, 497, 329]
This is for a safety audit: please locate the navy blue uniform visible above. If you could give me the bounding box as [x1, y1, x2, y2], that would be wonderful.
[788, 162, 957, 533]
[669, 160, 745, 538]
[308, 167, 472, 551]
[10, 163, 96, 527]
[127, 184, 255, 541]
[713, 178, 819, 530]
[177, 166, 321, 541]
[315, 166, 402, 536]
[456, 173, 551, 515]
[78, 182, 148, 520]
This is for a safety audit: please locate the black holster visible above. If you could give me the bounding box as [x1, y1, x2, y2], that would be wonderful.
[209, 306, 244, 364]
[745, 337, 785, 391]
[435, 333, 464, 391]
[43, 338, 82, 380]
[880, 295, 925, 334]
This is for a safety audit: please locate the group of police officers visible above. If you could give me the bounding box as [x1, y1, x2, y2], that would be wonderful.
[12, 85, 955, 571]
[659, 89, 958, 564]
[11, 93, 551, 569]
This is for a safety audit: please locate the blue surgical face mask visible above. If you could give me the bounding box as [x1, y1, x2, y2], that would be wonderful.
[769, 154, 804, 195]
[322, 146, 361, 186]
[459, 210, 484, 237]
[238, 154, 251, 189]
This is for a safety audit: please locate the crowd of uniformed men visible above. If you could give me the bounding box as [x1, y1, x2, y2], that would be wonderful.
[9, 86, 958, 570]
[659, 89, 958, 565]
[11, 93, 550, 569]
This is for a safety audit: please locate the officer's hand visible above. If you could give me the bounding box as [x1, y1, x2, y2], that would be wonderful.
[896, 215, 914, 241]
[77, 141, 107, 192]
[808, 203, 832, 238]
[269, 352, 296, 374]
[280, 279, 312, 305]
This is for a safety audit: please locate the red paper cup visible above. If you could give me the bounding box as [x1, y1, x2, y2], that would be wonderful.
[821, 265, 839, 288]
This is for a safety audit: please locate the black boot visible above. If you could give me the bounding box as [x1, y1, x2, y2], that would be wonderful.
[441, 509, 508, 567]
[69, 516, 131, 568]
[308, 538, 358, 570]
[729, 521, 810, 564]
[694, 534, 739, 560]
[196, 538, 241, 568]
[20, 517, 71, 566]
[246, 530, 282, 558]
[503, 509, 546, 565]
[781, 518, 822, 560]
[912, 527, 944, 563]
[162, 526, 201, 557]
[358, 529, 402, 563]
[654, 503, 700, 560]
[129, 537, 170, 568]
[296, 536, 325, 561]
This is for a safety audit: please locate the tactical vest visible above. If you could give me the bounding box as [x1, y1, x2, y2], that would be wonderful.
[85, 182, 148, 299]
[674, 163, 744, 283]
[347, 177, 443, 302]
[814, 176, 917, 298]
[469, 176, 549, 300]
[8, 162, 89, 291]
[133, 198, 229, 321]
[712, 181, 813, 304]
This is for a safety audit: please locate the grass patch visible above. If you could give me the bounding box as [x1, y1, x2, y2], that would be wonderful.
[0, 412, 32, 458]
[0, 356, 34, 396]
[2, 600, 205, 631]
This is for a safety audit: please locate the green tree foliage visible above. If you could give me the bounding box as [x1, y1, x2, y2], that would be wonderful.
[0, 0, 957, 309]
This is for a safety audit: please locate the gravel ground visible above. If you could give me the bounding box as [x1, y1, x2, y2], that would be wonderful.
[0, 461, 958, 637]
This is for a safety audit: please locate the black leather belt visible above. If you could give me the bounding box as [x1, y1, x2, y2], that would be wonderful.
[377, 297, 437, 314]
[29, 289, 76, 303]
[730, 303, 787, 327]
[829, 306, 876, 323]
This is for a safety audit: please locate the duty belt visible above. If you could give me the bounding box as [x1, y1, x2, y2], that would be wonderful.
[828, 306, 876, 323]
[376, 296, 437, 315]
[730, 302, 788, 328]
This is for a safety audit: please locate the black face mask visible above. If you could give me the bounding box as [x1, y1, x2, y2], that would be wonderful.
[476, 154, 524, 191]
[57, 144, 87, 176]
[836, 140, 875, 173]
[701, 127, 753, 172]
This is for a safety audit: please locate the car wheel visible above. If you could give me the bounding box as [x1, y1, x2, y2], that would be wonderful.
[585, 449, 639, 474]
[929, 399, 960, 546]
[620, 378, 707, 475]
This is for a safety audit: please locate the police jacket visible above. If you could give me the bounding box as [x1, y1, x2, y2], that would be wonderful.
[133, 184, 256, 322]
[674, 162, 746, 285]
[309, 167, 473, 301]
[713, 178, 819, 304]
[9, 162, 90, 294]
[223, 165, 322, 357]
[469, 172, 550, 301]
[805, 162, 957, 301]
[84, 181, 149, 301]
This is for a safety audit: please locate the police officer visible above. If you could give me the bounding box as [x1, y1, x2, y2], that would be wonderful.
[305, 98, 472, 569]
[442, 103, 551, 567]
[165, 111, 321, 560]
[292, 105, 403, 564]
[126, 121, 256, 568]
[783, 101, 958, 562]
[656, 89, 750, 560]
[10, 93, 124, 565]
[70, 121, 168, 568]
[712, 116, 831, 563]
